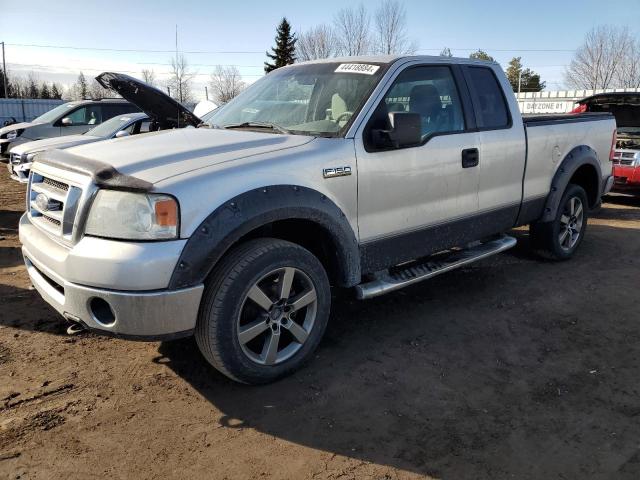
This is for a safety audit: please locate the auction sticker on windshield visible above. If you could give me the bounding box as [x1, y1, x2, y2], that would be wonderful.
[335, 64, 380, 75]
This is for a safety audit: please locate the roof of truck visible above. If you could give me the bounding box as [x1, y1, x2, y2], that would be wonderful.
[296, 54, 499, 67]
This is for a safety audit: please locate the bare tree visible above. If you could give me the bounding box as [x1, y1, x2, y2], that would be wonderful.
[565, 26, 633, 89]
[372, 0, 417, 55]
[616, 38, 640, 88]
[297, 24, 338, 61]
[88, 78, 112, 99]
[166, 54, 195, 103]
[334, 4, 371, 56]
[141, 69, 157, 87]
[209, 65, 245, 104]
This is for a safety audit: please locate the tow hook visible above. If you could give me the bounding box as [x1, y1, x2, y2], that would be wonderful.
[63, 313, 88, 336]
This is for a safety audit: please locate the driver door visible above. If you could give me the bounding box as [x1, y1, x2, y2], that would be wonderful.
[355, 64, 481, 271]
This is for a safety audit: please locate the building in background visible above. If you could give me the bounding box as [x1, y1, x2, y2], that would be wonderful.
[515, 88, 640, 115]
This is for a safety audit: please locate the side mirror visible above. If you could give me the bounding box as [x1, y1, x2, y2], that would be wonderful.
[372, 112, 421, 149]
[61, 117, 73, 126]
[115, 130, 130, 138]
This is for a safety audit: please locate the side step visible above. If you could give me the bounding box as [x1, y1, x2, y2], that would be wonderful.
[355, 235, 517, 300]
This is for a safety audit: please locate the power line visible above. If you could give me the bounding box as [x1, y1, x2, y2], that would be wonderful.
[7, 62, 265, 77]
[6, 42, 577, 55]
[6, 43, 263, 54]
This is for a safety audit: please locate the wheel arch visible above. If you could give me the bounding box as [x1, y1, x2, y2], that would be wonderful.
[540, 145, 602, 223]
[168, 185, 361, 290]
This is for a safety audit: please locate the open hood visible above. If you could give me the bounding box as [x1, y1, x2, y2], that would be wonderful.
[577, 93, 640, 128]
[96, 72, 202, 128]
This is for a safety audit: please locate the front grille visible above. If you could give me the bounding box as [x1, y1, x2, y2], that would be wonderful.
[43, 177, 69, 192]
[28, 172, 83, 242]
[613, 150, 637, 166]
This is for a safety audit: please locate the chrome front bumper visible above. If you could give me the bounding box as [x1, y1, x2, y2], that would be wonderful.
[20, 213, 204, 339]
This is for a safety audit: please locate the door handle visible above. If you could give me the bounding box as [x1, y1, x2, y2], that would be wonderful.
[462, 148, 479, 168]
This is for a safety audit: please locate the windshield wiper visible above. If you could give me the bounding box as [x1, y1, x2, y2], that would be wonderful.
[223, 122, 290, 134]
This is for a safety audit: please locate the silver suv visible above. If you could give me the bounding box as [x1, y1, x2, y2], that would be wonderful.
[0, 98, 139, 158]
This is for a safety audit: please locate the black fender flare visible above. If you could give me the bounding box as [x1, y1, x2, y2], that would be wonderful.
[540, 145, 602, 223]
[168, 185, 361, 289]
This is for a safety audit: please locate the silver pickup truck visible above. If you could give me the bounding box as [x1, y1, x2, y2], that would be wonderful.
[20, 55, 616, 384]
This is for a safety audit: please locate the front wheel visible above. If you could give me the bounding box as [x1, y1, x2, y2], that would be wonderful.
[195, 238, 331, 384]
[530, 183, 589, 260]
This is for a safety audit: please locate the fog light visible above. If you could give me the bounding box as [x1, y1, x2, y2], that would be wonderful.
[89, 297, 116, 326]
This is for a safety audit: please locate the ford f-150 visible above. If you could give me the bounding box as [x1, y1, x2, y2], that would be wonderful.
[19, 55, 616, 384]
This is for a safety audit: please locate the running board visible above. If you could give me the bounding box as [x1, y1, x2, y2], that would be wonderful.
[355, 235, 517, 300]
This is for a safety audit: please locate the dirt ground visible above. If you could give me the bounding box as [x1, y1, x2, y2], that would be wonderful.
[1, 166, 640, 480]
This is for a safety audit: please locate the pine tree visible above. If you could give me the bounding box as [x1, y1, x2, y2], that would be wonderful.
[76, 72, 88, 99]
[264, 18, 297, 73]
[27, 77, 39, 99]
[505, 57, 546, 93]
[40, 82, 51, 99]
[0, 68, 10, 98]
[51, 83, 62, 99]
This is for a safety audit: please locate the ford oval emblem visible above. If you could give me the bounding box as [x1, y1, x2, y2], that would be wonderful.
[35, 193, 51, 212]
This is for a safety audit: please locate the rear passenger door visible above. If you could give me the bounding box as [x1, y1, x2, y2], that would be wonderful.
[462, 66, 526, 230]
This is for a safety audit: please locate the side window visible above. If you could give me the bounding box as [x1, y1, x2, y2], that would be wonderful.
[86, 105, 102, 125]
[66, 106, 88, 125]
[138, 120, 152, 133]
[465, 67, 509, 129]
[381, 66, 465, 138]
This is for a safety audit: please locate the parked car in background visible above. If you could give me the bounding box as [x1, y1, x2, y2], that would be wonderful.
[8, 112, 151, 182]
[573, 92, 640, 193]
[7, 72, 203, 182]
[20, 55, 615, 384]
[0, 98, 140, 159]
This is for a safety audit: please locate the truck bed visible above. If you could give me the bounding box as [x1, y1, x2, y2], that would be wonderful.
[523, 112, 612, 127]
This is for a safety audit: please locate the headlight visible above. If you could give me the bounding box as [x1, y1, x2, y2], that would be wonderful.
[25, 151, 42, 162]
[85, 190, 179, 240]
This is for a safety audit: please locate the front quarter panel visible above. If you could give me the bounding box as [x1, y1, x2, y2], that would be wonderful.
[156, 137, 359, 239]
[154, 137, 360, 288]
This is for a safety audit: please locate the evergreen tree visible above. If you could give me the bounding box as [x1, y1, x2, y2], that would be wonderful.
[51, 83, 62, 99]
[76, 72, 88, 99]
[265, 18, 297, 73]
[505, 57, 546, 92]
[27, 76, 39, 99]
[40, 82, 51, 99]
[469, 49, 494, 61]
[0, 68, 10, 98]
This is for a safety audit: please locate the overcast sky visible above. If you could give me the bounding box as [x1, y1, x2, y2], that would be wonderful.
[2, 0, 640, 100]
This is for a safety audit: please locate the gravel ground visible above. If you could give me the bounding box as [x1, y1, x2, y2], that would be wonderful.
[1, 165, 640, 480]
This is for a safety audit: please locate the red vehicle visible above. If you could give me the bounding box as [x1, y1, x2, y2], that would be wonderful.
[573, 93, 640, 193]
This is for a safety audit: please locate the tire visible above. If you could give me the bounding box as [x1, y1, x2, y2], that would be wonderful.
[195, 238, 331, 384]
[530, 183, 589, 260]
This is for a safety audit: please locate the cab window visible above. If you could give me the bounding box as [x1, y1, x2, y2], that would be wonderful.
[66, 105, 103, 125]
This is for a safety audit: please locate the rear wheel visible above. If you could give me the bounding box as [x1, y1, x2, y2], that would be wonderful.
[530, 183, 588, 260]
[195, 238, 331, 384]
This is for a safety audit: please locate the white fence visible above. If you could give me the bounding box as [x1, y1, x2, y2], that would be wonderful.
[1, 98, 65, 125]
[515, 88, 640, 114]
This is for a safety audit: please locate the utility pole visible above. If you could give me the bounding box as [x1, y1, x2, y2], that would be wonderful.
[517, 70, 522, 96]
[175, 24, 181, 104]
[204, 85, 209, 101]
[1, 42, 8, 98]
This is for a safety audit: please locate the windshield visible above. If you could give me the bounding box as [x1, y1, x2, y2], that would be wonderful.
[203, 62, 386, 137]
[86, 114, 138, 137]
[32, 103, 77, 124]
